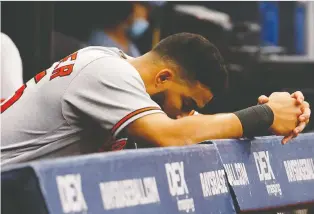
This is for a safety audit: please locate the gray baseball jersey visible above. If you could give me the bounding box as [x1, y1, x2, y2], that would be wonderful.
[1, 47, 163, 165]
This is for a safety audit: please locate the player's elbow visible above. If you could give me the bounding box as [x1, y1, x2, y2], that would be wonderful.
[135, 126, 182, 147]
[156, 136, 193, 147]
[149, 123, 193, 147]
[150, 135, 177, 147]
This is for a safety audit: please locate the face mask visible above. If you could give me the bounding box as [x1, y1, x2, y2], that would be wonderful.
[128, 18, 149, 39]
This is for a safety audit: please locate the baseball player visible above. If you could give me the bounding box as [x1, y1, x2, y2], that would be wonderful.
[1, 33, 311, 165]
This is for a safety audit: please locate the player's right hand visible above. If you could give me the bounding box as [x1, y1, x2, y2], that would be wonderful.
[258, 91, 311, 144]
[265, 92, 302, 140]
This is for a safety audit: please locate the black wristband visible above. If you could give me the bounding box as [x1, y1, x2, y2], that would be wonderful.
[234, 104, 274, 138]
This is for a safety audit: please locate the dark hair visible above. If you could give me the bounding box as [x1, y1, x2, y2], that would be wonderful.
[152, 33, 229, 95]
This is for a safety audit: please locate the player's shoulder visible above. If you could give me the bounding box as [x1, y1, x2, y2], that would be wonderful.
[78, 47, 137, 74]
[1, 33, 19, 53]
[74, 46, 129, 70]
[77, 46, 123, 61]
[67, 46, 126, 75]
[75, 47, 145, 89]
[1, 33, 13, 44]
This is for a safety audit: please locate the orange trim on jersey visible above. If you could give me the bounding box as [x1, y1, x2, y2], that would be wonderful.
[1, 84, 26, 113]
[34, 70, 47, 83]
[111, 138, 127, 151]
[111, 107, 161, 135]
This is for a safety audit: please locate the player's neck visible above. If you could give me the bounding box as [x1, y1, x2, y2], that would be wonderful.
[127, 53, 163, 96]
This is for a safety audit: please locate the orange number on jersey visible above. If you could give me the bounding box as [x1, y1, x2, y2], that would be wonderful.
[51, 52, 77, 80]
[50, 64, 74, 80]
[1, 52, 78, 113]
[1, 70, 47, 113]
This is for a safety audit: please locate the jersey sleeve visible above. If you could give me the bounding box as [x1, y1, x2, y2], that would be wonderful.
[62, 56, 164, 138]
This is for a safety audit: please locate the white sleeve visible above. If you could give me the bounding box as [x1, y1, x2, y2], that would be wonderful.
[1, 33, 23, 99]
[62, 57, 164, 138]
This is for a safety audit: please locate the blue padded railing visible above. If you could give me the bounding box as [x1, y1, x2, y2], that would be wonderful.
[2, 133, 314, 214]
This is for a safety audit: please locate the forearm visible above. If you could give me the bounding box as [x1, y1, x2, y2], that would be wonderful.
[162, 104, 274, 146]
[128, 112, 243, 147]
[161, 113, 243, 146]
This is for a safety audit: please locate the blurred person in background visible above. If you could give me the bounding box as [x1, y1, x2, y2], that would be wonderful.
[0, 32, 23, 101]
[88, 2, 151, 57]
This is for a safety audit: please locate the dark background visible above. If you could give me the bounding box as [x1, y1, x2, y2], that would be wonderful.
[1, 1, 301, 79]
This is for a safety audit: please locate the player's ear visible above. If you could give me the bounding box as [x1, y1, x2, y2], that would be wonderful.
[155, 69, 174, 87]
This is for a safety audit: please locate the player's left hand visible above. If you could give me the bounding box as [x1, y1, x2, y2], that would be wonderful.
[258, 91, 311, 144]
